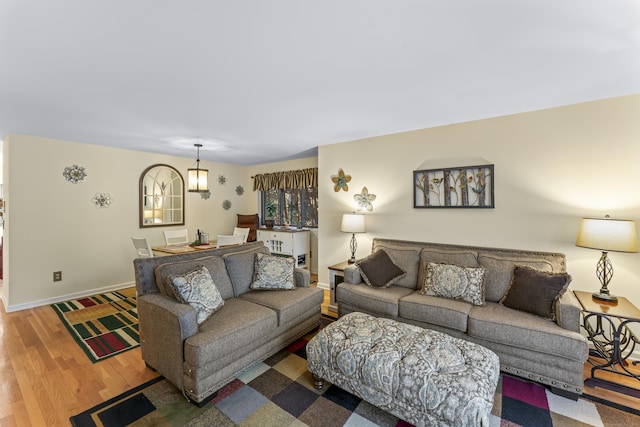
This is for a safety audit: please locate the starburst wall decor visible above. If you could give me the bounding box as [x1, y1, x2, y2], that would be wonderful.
[63, 164, 87, 184]
[91, 193, 113, 208]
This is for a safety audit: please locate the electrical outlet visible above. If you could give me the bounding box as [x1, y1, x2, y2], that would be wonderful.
[53, 271, 62, 282]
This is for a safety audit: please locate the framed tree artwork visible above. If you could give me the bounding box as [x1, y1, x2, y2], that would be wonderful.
[414, 164, 494, 208]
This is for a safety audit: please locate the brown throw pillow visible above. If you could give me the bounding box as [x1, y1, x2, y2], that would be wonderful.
[356, 249, 406, 288]
[500, 265, 572, 321]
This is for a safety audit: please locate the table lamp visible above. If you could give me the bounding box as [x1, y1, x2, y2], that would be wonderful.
[341, 213, 366, 263]
[575, 216, 638, 302]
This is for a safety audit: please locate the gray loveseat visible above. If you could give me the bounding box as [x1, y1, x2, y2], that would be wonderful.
[133, 241, 324, 405]
[337, 238, 589, 399]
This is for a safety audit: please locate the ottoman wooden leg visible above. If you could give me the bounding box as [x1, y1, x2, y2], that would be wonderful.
[312, 373, 324, 389]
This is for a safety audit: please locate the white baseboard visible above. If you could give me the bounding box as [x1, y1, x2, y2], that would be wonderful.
[3, 281, 135, 313]
[316, 282, 329, 291]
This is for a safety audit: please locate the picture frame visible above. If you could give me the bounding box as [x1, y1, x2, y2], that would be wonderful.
[414, 164, 494, 208]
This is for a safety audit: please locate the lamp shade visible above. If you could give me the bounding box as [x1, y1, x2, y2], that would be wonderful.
[341, 213, 366, 233]
[575, 217, 638, 253]
[188, 168, 208, 192]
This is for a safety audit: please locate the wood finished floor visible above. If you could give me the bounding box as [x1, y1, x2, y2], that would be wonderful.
[1, 286, 638, 427]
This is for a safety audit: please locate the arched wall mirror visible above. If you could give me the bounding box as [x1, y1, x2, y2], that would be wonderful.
[139, 164, 185, 228]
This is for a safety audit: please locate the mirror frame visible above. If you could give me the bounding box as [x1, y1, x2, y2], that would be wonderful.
[139, 164, 185, 228]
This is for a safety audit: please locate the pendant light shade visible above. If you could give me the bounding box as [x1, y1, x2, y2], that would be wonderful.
[188, 143, 208, 192]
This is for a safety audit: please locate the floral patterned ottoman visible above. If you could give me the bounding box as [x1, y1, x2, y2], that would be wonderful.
[306, 312, 499, 427]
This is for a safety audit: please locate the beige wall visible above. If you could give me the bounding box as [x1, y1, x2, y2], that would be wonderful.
[2, 134, 250, 310]
[318, 94, 640, 307]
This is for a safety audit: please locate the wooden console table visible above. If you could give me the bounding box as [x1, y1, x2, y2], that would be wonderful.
[574, 290, 640, 397]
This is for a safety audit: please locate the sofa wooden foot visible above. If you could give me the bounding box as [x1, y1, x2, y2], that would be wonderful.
[550, 386, 580, 401]
[312, 373, 324, 389]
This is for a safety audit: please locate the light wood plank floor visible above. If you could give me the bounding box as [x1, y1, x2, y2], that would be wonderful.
[1, 288, 638, 426]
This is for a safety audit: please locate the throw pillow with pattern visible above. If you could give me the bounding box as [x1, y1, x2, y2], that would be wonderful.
[250, 253, 296, 290]
[421, 262, 486, 306]
[168, 265, 224, 324]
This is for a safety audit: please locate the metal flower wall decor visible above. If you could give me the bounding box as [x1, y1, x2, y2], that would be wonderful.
[200, 190, 211, 200]
[355, 187, 376, 211]
[63, 164, 87, 184]
[218, 175, 227, 185]
[222, 200, 232, 210]
[235, 185, 244, 196]
[331, 168, 351, 192]
[91, 192, 113, 208]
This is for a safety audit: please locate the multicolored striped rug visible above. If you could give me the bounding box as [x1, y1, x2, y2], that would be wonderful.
[51, 288, 139, 363]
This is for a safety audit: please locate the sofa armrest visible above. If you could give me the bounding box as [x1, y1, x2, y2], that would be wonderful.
[555, 290, 582, 333]
[295, 268, 311, 287]
[344, 264, 363, 284]
[138, 293, 198, 388]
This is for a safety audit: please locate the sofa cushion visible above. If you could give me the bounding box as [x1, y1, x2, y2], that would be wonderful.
[421, 263, 486, 306]
[399, 291, 472, 332]
[240, 286, 324, 326]
[417, 248, 479, 289]
[373, 244, 421, 288]
[250, 253, 295, 290]
[478, 254, 554, 302]
[336, 283, 415, 317]
[357, 249, 406, 288]
[184, 298, 277, 366]
[467, 302, 587, 360]
[222, 246, 270, 297]
[500, 265, 572, 321]
[154, 256, 235, 300]
[167, 266, 224, 324]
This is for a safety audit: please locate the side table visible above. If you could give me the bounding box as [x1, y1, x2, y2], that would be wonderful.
[328, 261, 350, 312]
[574, 290, 640, 397]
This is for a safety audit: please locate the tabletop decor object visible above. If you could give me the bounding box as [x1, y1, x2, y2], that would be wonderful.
[341, 212, 366, 263]
[63, 164, 87, 184]
[575, 215, 638, 302]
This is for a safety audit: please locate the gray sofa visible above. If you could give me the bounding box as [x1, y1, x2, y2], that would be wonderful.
[337, 238, 589, 399]
[133, 241, 324, 405]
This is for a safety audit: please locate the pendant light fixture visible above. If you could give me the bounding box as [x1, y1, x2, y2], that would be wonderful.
[188, 143, 209, 192]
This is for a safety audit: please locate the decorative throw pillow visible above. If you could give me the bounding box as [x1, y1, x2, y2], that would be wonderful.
[420, 262, 486, 306]
[250, 253, 295, 290]
[167, 266, 224, 324]
[500, 265, 572, 321]
[356, 249, 406, 288]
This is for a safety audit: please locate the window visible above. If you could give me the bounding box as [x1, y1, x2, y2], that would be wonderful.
[262, 187, 318, 227]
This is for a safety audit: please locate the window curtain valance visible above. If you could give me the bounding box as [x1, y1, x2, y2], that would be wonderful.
[253, 167, 318, 191]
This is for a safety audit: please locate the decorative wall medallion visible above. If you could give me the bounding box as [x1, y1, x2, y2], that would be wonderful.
[218, 175, 227, 185]
[235, 185, 244, 196]
[63, 164, 87, 184]
[331, 168, 351, 192]
[91, 192, 113, 208]
[355, 187, 376, 211]
[200, 190, 211, 199]
[222, 199, 232, 210]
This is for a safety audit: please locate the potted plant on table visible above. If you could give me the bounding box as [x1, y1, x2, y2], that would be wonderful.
[264, 201, 277, 229]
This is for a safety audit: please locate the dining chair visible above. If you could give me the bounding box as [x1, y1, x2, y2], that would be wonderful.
[217, 234, 245, 247]
[163, 229, 189, 245]
[233, 227, 251, 243]
[131, 237, 154, 257]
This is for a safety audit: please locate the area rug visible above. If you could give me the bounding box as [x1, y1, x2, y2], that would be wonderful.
[70, 331, 640, 427]
[51, 288, 139, 363]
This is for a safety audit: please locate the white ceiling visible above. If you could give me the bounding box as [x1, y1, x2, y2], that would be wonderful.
[1, 1, 639, 165]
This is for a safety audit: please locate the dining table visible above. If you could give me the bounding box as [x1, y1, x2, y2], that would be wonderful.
[151, 242, 219, 256]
